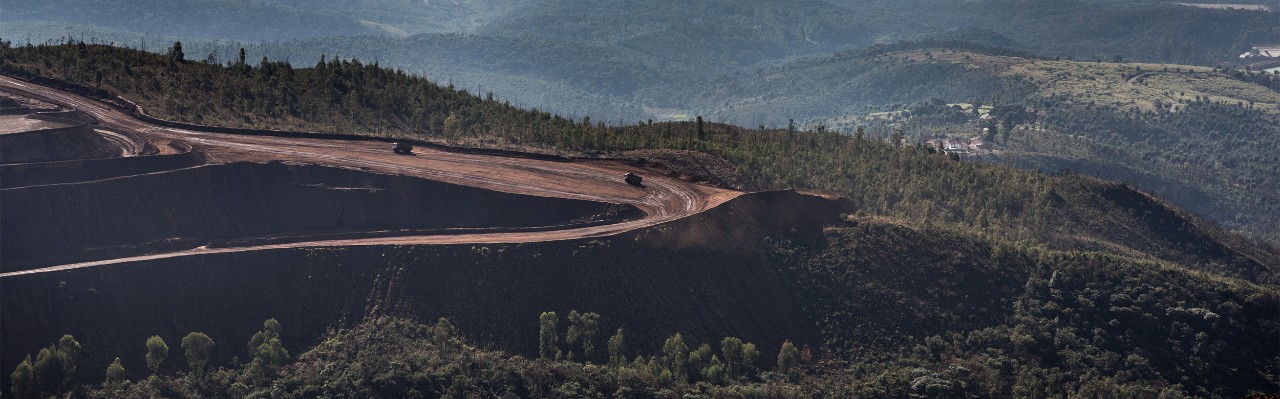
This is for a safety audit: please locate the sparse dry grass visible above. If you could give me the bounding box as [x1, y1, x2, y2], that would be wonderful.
[1007, 59, 1280, 113]
[894, 50, 1280, 116]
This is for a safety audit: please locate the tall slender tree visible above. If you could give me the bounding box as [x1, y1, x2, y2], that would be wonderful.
[538, 312, 560, 360]
[776, 340, 800, 381]
[145, 336, 169, 375]
[607, 328, 626, 368]
[579, 312, 600, 362]
[104, 357, 126, 385]
[181, 332, 215, 375]
[661, 333, 689, 384]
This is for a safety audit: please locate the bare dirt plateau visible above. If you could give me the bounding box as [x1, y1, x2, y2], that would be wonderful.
[0, 114, 126, 163]
[0, 114, 65, 133]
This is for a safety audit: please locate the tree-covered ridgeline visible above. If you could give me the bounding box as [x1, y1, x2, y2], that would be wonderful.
[7, 312, 790, 398]
[766, 220, 1278, 398]
[2, 41, 1274, 283]
[8, 319, 286, 399]
[708, 45, 1280, 239]
[11, 219, 1277, 398]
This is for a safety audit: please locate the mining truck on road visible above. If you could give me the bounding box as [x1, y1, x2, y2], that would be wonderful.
[624, 172, 643, 186]
[392, 142, 413, 154]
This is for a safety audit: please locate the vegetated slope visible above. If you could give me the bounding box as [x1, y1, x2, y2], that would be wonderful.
[351, 0, 1268, 121]
[3, 42, 1277, 399]
[31, 217, 1279, 398]
[982, 52, 1278, 239]
[89, 317, 834, 398]
[196, 0, 884, 121]
[0, 190, 845, 389]
[4, 42, 1274, 284]
[473, 0, 1269, 72]
[0, 162, 638, 270]
[0, 42, 588, 143]
[473, 0, 872, 69]
[670, 41, 1041, 126]
[772, 219, 1279, 397]
[197, 33, 659, 119]
[3, 0, 1271, 127]
[682, 44, 1280, 239]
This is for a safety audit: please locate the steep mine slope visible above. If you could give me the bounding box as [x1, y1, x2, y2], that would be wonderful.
[2, 54, 1276, 397]
[0, 75, 822, 386]
[0, 75, 739, 278]
[0, 189, 849, 382]
[0, 113, 122, 163]
[1, 162, 643, 270]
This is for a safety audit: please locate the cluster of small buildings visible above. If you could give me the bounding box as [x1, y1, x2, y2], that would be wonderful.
[1240, 45, 1280, 59]
[925, 136, 985, 158]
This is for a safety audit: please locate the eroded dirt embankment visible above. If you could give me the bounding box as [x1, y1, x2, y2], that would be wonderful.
[1, 161, 641, 270]
[0, 114, 121, 164]
[0, 141, 205, 188]
[0, 190, 849, 382]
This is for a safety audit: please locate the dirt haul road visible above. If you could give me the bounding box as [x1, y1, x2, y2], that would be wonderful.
[0, 76, 741, 278]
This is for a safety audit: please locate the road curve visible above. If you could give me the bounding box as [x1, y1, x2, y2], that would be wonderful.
[0, 76, 741, 278]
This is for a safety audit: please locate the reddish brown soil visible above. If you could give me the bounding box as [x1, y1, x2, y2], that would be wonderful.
[0, 75, 740, 277]
[3, 162, 645, 270]
[0, 114, 64, 133]
[1, 189, 845, 382]
[0, 115, 123, 163]
[0, 75, 850, 384]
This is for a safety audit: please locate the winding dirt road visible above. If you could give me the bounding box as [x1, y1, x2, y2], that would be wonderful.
[0, 76, 741, 278]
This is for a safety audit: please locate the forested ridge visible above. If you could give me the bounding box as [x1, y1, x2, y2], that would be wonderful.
[143, 29, 1280, 239]
[692, 44, 1280, 239]
[3, 41, 1278, 398]
[2, 41, 1275, 280]
[10, 221, 1277, 398]
[7, 0, 1272, 126]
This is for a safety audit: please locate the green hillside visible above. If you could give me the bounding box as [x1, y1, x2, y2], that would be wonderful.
[3, 42, 1274, 279]
[10, 0, 1272, 121]
[473, 0, 872, 68]
[4, 1, 1280, 397]
[188, 33, 660, 120]
[23, 220, 1279, 398]
[3, 40, 1278, 399]
[679, 45, 1280, 239]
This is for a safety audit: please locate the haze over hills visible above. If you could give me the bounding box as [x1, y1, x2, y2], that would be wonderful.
[0, 0, 537, 41]
[4, 0, 1273, 124]
[2, 42, 1277, 398]
[0, 0, 384, 42]
[667, 44, 1280, 238]
[1, 1, 1279, 398]
[178, 35, 1280, 238]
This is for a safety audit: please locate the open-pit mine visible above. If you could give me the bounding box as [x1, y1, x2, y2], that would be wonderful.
[0, 75, 849, 380]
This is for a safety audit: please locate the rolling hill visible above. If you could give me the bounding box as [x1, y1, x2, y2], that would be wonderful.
[671, 44, 1280, 239]
[3, 2, 1279, 397]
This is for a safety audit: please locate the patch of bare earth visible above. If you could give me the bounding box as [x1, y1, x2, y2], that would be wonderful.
[617, 149, 742, 189]
[898, 50, 1029, 70]
[0, 114, 67, 134]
